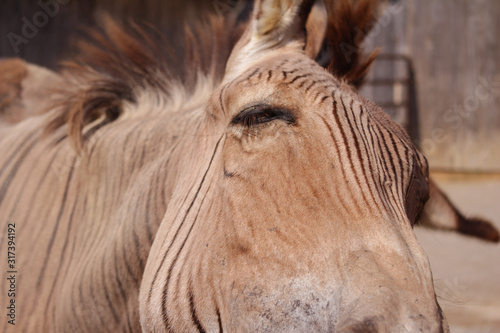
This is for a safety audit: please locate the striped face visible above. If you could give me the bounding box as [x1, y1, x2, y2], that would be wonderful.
[141, 58, 444, 333]
[139, 1, 449, 332]
[221, 54, 441, 331]
[222, 53, 431, 232]
[1, 1, 497, 332]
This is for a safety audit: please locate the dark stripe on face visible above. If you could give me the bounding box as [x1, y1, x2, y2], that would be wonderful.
[318, 95, 330, 104]
[147, 183, 196, 303]
[351, 105, 388, 213]
[298, 79, 308, 88]
[330, 97, 362, 213]
[318, 115, 350, 215]
[267, 70, 273, 81]
[189, 283, 206, 333]
[159, 137, 223, 330]
[246, 68, 260, 81]
[340, 97, 375, 214]
[276, 59, 290, 68]
[289, 73, 312, 84]
[162, 179, 215, 331]
[388, 131, 407, 197]
[378, 130, 397, 182]
[283, 69, 298, 75]
[305, 79, 328, 93]
[377, 129, 408, 219]
[216, 307, 223, 332]
[369, 118, 399, 215]
[343, 99, 379, 215]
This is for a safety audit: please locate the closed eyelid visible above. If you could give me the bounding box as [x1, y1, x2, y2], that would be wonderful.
[231, 104, 296, 127]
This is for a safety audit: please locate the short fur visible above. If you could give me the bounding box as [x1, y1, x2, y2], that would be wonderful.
[1, 1, 497, 332]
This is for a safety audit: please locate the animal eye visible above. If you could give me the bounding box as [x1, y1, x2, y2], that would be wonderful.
[231, 105, 295, 127]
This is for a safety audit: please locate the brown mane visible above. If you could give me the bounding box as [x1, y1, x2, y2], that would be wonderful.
[322, 0, 385, 87]
[45, 0, 384, 151]
[45, 14, 245, 151]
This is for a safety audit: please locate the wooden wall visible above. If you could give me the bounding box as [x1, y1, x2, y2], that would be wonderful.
[1, 0, 498, 172]
[363, 0, 500, 172]
[0, 0, 217, 69]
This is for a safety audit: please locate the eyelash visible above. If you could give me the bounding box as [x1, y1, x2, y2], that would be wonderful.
[231, 105, 295, 128]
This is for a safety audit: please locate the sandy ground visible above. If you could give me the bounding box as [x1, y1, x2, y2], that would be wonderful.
[414, 173, 500, 333]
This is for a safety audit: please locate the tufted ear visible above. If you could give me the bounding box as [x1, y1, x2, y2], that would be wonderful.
[252, 0, 315, 43]
[420, 179, 499, 243]
[305, 0, 328, 59]
[224, 0, 385, 87]
[225, 0, 317, 80]
[0, 58, 62, 126]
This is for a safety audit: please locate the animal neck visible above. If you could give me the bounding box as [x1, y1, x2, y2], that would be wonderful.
[46, 102, 211, 331]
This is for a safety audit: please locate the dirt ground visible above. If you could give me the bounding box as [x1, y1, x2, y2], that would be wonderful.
[414, 173, 500, 333]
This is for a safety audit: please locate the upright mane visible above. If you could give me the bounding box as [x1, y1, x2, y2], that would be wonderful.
[44, 0, 383, 151]
[322, 0, 384, 87]
[45, 14, 245, 151]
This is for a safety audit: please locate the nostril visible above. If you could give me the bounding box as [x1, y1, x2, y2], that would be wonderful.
[336, 318, 378, 333]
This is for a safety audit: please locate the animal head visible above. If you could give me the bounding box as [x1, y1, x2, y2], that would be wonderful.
[5, 0, 496, 332]
[137, 1, 495, 332]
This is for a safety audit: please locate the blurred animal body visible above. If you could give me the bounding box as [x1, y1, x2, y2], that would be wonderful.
[0, 0, 498, 332]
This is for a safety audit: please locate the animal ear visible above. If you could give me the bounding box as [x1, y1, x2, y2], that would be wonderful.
[0, 58, 62, 125]
[252, 0, 315, 43]
[225, 0, 316, 78]
[419, 179, 499, 243]
[305, 0, 328, 59]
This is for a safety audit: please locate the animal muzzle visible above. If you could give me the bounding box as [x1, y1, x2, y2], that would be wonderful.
[334, 294, 449, 333]
[227, 281, 448, 333]
[225, 247, 449, 332]
[332, 248, 449, 333]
